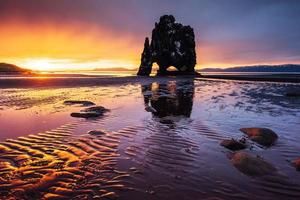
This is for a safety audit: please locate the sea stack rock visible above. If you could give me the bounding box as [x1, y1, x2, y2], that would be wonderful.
[137, 15, 198, 76]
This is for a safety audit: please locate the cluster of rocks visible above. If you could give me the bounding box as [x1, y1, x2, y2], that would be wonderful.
[137, 15, 199, 76]
[63, 100, 109, 119]
[220, 127, 300, 175]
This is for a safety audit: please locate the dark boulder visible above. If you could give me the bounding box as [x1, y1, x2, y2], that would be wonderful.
[231, 152, 277, 176]
[137, 37, 153, 76]
[220, 139, 247, 151]
[240, 128, 278, 147]
[137, 15, 199, 76]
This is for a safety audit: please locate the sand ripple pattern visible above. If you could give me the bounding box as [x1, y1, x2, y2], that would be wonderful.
[0, 123, 133, 200]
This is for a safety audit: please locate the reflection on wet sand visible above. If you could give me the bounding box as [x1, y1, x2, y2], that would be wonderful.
[0, 123, 135, 199]
[142, 80, 194, 121]
[0, 78, 300, 199]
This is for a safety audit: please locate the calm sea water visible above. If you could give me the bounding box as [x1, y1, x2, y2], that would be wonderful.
[0, 75, 299, 199]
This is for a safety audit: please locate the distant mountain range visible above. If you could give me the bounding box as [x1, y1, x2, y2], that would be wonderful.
[199, 64, 300, 72]
[0, 63, 33, 74]
[2, 62, 300, 74]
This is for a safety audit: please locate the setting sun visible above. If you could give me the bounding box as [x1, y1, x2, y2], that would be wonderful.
[22, 58, 56, 71]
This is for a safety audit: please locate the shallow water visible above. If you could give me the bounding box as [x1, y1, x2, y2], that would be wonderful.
[0, 77, 300, 200]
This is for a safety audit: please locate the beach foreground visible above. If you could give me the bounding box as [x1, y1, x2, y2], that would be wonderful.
[0, 76, 300, 200]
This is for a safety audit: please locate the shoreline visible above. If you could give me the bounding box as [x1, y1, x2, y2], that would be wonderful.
[199, 74, 300, 83]
[0, 73, 299, 88]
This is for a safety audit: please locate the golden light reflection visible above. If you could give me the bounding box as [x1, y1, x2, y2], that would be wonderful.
[4, 57, 138, 72]
[0, 21, 140, 71]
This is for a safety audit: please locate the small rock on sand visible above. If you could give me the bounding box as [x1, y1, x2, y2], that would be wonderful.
[220, 139, 246, 151]
[231, 152, 277, 176]
[293, 157, 300, 171]
[70, 112, 102, 118]
[240, 128, 278, 147]
[64, 100, 95, 106]
[70, 106, 109, 118]
[87, 130, 106, 135]
[83, 106, 109, 113]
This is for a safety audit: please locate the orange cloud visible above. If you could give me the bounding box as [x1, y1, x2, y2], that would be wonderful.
[0, 19, 141, 70]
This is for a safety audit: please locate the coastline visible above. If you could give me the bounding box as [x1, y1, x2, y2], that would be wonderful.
[199, 73, 300, 83]
[0, 72, 300, 89]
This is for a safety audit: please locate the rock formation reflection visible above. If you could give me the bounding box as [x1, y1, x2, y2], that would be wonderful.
[142, 80, 195, 120]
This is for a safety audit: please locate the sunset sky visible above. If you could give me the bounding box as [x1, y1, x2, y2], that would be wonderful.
[0, 0, 300, 71]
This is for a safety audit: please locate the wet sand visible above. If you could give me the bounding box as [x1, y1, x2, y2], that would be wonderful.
[0, 76, 300, 200]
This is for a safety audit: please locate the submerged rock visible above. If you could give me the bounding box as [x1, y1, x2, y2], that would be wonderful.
[137, 15, 199, 76]
[231, 152, 277, 176]
[220, 139, 247, 151]
[64, 100, 95, 106]
[240, 128, 278, 147]
[293, 157, 300, 171]
[70, 106, 109, 118]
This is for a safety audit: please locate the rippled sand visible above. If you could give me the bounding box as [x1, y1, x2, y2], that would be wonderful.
[0, 77, 300, 199]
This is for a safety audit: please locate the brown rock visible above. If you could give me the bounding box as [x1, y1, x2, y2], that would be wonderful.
[231, 152, 277, 176]
[293, 157, 300, 171]
[220, 139, 246, 151]
[240, 128, 278, 147]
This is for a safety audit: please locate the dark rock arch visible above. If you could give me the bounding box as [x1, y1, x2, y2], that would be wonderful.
[137, 15, 199, 76]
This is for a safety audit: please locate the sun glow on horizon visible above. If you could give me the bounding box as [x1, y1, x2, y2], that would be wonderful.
[0, 20, 142, 72]
[22, 58, 56, 71]
[1, 20, 299, 72]
[7, 58, 139, 72]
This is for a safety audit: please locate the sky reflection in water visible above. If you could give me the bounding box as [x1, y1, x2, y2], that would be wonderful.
[0, 77, 300, 199]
